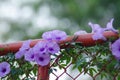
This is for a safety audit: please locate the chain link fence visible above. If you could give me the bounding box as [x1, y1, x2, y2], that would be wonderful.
[49, 46, 120, 80]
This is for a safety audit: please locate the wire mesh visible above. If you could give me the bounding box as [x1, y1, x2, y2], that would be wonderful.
[49, 52, 120, 80]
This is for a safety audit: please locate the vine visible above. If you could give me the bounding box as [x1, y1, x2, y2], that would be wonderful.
[0, 18, 119, 80]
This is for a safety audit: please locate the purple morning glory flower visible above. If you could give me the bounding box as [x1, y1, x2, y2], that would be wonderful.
[33, 41, 60, 55]
[46, 41, 60, 54]
[35, 53, 50, 66]
[0, 62, 10, 77]
[19, 40, 31, 51]
[24, 48, 35, 62]
[111, 38, 120, 59]
[52, 30, 67, 41]
[105, 18, 119, 33]
[92, 28, 106, 41]
[88, 22, 102, 33]
[15, 50, 26, 59]
[88, 22, 106, 40]
[42, 31, 53, 41]
[15, 40, 31, 59]
[42, 30, 67, 41]
[33, 41, 47, 54]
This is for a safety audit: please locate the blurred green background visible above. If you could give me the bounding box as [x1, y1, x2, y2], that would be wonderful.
[0, 0, 120, 43]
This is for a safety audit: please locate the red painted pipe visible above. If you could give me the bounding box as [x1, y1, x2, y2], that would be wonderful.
[0, 31, 118, 56]
[0, 31, 119, 80]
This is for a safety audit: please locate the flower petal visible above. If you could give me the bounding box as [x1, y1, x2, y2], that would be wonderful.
[0, 62, 10, 77]
[111, 38, 120, 59]
[25, 48, 35, 62]
[35, 54, 50, 66]
[105, 18, 118, 33]
[47, 41, 60, 54]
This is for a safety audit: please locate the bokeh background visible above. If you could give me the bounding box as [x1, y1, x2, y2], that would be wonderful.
[0, 0, 120, 43]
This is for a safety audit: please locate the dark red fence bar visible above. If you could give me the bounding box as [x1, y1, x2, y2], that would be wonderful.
[0, 31, 118, 55]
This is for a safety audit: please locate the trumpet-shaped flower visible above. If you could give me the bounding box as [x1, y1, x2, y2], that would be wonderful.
[46, 41, 60, 54]
[0, 62, 10, 77]
[35, 53, 50, 66]
[88, 22, 106, 40]
[52, 30, 67, 41]
[111, 38, 120, 59]
[15, 40, 31, 59]
[33, 41, 47, 54]
[42, 31, 53, 41]
[42, 30, 67, 41]
[25, 48, 35, 62]
[88, 22, 102, 33]
[105, 18, 118, 33]
[33, 41, 60, 55]
[92, 28, 106, 41]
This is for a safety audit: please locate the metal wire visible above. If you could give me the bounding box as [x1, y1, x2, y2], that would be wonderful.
[49, 53, 120, 80]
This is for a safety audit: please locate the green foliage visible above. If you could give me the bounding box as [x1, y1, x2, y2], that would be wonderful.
[50, 38, 120, 80]
[0, 53, 37, 80]
[0, 37, 119, 80]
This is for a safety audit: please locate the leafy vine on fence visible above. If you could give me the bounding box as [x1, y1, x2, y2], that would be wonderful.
[0, 18, 120, 80]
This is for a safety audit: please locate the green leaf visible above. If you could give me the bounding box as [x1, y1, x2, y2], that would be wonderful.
[100, 72, 107, 80]
[77, 66, 82, 72]
[117, 75, 120, 80]
[89, 69, 94, 76]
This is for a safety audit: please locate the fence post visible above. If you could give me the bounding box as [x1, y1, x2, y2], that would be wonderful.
[37, 64, 50, 80]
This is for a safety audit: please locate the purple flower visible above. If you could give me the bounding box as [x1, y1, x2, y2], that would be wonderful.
[52, 30, 67, 41]
[24, 48, 35, 62]
[42, 30, 67, 41]
[35, 53, 50, 66]
[111, 38, 120, 59]
[33, 41, 47, 54]
[47, 41, 60, 54]
[15, 40, 31, 59]
[88, 22, 106, 40]
[0, 62, 10, 77]
[105, 18, 118, 33]
[92, 28, 106, 41]
[20, 40, 31, 51]
[88, 22, 102, 33]
[15, 50, 26, 59]
[42, 31, 53, 41]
